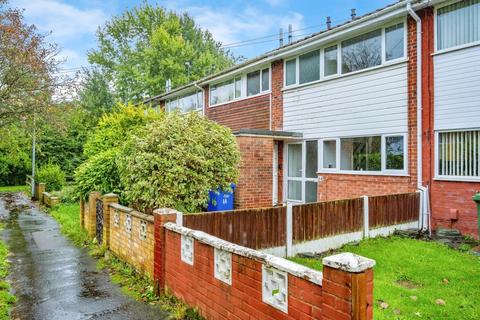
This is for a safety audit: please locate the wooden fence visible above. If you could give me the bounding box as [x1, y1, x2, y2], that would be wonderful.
[368, 192, 420, 228]
[184, 206, 286, 250]
[292, 198, 364, 244]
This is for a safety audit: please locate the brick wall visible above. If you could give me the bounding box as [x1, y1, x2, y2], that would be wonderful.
[417, 8, 480, 238]
[318, 174, 417, 201]
[109, 204, 155, 278]
[159, 221, 375, 320]
[235, 135, 274, 208]
[271, 59, 284, 131]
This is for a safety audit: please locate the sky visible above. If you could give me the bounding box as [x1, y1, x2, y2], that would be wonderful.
[10, 0, 395, 76]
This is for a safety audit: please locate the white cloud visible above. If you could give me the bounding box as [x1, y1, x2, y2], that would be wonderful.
[13, 0, 107, 39]
[166, 3, 304, 49]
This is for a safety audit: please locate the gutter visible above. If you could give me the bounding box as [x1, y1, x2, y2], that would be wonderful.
[406, 1, 430, 234]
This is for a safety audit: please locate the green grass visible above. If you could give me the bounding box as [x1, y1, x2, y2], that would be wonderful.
[290, 237, 480, 319]
[0, 224, 16, 319]
[0, 185, 28, 193]
[49, 203, 202, 319]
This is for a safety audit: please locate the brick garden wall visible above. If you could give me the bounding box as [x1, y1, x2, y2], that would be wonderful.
[109, 204, 155, 278]
[235, 135, 274, 208]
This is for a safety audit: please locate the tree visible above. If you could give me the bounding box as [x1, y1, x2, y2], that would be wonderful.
[88, 3, 237, 102]
[118, 111, 240, 213]
[0, 124, 31, 185]
[0, 0, 62, 127]
[77, 68, 115, 121]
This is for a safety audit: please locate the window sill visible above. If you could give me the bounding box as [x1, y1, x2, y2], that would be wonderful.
[317, 170, 409, 177]
[434, 176, 480, 183]
[282, 58, 408, 92]
[209, 91, 270, 108]
[432, 41, 480, 57]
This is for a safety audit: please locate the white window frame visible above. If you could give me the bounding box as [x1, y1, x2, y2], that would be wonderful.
[318, 133, 408, 176]
[434, 0, 480, 54]
[434, 129, 480, 182]
[284, 140, 319, 203]
[209, 65, 271, 108]
[284, 19, 407, 88]
[166, 90, 204, 113]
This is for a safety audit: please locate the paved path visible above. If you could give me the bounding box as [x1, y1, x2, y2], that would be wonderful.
[0, 192, 169, 320]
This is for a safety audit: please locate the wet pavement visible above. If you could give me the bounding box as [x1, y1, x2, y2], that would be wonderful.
[0, 192, 169, 320]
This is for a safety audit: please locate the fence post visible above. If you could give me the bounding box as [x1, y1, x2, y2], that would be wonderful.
[176, 211, 183, 227]
[362, 195, 369, 239]
[80, 199, 85, 228]
[286, 202, 293, 257]
[101, 193, 119, 249]
[38, 183, 46, 204]
[87, 191, 101, 238]
[323, 252, 375, 320]
[153, 208, 177, 294]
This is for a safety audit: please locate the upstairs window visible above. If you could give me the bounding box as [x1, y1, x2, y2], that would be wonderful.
[385, 23, 405, 61]
[210, 79, 234, 105]
[299, 50, 320, 84]
[285, 59, 296, 86]
[166, 91, 203, 113]
[342, 30, 382, 74]
[246, 68, 270, 97]
[324, 45, 338, 76]
[437, 0, 480, 50]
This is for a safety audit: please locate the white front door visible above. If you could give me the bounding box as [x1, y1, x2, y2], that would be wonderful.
[285, 141, 318, 203]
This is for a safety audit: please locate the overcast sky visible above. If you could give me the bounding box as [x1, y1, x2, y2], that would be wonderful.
[11, 0, 394, 76]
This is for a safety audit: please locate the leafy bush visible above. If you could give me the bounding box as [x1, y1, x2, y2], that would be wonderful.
[55, 185, 79, 203]
[37, 163, 66, 191]
[74, 104, 162, 200]
[118, 111, 240, 213]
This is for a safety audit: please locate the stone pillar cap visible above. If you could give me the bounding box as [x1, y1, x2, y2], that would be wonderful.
[153, 208, 179, 215]
[322, 252, 375, 273]
[102, 193, 119, 198]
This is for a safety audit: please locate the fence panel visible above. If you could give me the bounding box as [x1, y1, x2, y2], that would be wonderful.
[184, 206, 286, 250]
[292, 198, 364, 244]
[368, 192, 419, 228]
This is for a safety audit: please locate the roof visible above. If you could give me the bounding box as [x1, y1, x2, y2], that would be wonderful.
[144, 0, 430, 103]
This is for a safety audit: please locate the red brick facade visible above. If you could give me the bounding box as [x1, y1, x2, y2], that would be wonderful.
[271, 59, 284, 131]
[235, 135, 274, 208]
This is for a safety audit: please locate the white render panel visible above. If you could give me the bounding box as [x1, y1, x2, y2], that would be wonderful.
[434, 45, 480, 131]
[283, 63, 408, 139]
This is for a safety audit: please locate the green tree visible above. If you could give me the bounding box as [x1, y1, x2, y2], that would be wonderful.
[118, 111, 240, 213]
[88, 3, 236, 102]
[74, 104, 163, 199]
[77, 68, 115, 121]
[0, 124, 31, 185]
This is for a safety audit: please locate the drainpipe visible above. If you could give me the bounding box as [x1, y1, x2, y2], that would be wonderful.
[407, 1, 430, 235]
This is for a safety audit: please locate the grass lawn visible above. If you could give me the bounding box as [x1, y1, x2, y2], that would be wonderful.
[50, 203, 90, 247]
[290, 237, 480, 319]
[0, 185, 28, 193]
[0, 224, 16, 320]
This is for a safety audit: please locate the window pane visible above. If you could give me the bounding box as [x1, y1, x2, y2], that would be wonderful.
[386, 136, 404, 170]
[342, 29, 382, 74]
[235, 77, 242, 98]
[305, 181, 318, 203]
[299, 50, 320, 84]
[261, 68, 270, 91]
[323, 140, 337, 169]
[210, 79, 234, 105]
[324, 45, 338, 76]
[437, 0, 480, 50]
[305, 141, 318, 178]
[247, 71, 260, 96]
[285, 59, 296, 86]
[438, 130, 480, 177]
[288, 181, 302, 201]
[340, 136, 381, 171]
[385, 23, 405, 61]
[287, 144, 302, 177]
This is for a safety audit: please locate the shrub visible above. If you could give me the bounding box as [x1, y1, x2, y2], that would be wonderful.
[57, 185, 79, 203]
[74, 104, 162, 200]
[36, 164, 66, 191]
[118, 111, 240, 213]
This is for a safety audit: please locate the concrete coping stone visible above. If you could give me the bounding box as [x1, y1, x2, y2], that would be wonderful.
[164, 222, 324, 286]
[322, 253, 375, 273]
[109, 203, 154, 223]
[42, 192, 59, 200]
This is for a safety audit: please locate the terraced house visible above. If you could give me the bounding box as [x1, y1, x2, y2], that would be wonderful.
[146, 0, 480, 238]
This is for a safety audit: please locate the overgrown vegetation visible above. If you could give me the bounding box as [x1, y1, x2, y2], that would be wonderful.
[49, 202, 203, 319]
[290, 237, 480, 320]
[36, 163, 66, 192]
[0, 223, 16, 319]
[118, 111, 240, 213]
[0, 185, 28, 193]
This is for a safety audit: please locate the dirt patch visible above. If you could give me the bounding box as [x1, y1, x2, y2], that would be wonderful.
[396, 279, 421, 289]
